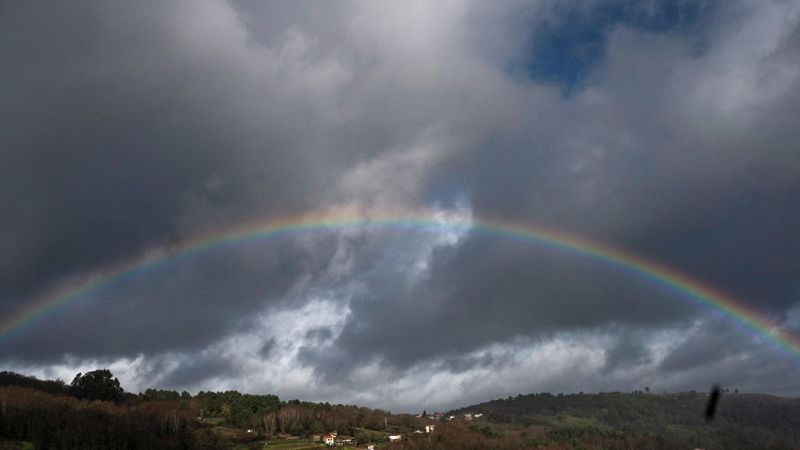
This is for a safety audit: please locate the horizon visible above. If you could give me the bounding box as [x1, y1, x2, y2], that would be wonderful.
[3, 0, 800, 413]
[2, 367, 781, 415]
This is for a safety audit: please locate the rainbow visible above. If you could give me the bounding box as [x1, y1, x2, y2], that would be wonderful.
[1, 207, 798, 359]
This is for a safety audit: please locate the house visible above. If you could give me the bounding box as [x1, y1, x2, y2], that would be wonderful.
[312, 435, 321, 442]
[388, 434, 402, 442]
[473, 413, 483, 418]
[323, 434, 336, 446]
[464, 413, 473, 421]
[413, 430, 424, 434]
[425, 425, 435, 433]
[336, 436, 355, 445]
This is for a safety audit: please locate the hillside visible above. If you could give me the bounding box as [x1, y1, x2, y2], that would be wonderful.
[2, 371, 800, 449]
[447, 391, 800, 449]
[0, 370, 433, 450]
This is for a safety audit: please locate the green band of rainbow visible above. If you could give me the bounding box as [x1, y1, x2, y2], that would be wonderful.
[1, 208, 797, 359]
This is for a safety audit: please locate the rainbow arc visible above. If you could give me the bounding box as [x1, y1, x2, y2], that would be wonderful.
[2, 208, 797, 360]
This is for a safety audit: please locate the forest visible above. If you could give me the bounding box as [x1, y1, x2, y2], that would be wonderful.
[446, 390, 800, 449]
[0, 370, 403, 449]
[2, 370, 800, 449]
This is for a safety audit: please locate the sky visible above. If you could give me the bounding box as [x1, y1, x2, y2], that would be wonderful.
[2, 0, 800, 412]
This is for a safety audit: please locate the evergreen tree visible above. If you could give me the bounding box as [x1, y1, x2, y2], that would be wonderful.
[70, 369, 124, 401]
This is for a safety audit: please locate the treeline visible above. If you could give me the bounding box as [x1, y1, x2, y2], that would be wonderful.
[0, 370, 405, 447]
[256, 401, 389, 436]
[194, 392, 393, 437]
[0, 371, 71, 396]
[16, 368, 800, 449]
[196, 390, 280, 424]
[0, 386, 219, 449]
[1, 369, 124, 403]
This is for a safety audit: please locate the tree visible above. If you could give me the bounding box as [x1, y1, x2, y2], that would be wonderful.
[70, 369, 124, 402]
[422, 410, 427, 417]
[644, 386, 650, 394]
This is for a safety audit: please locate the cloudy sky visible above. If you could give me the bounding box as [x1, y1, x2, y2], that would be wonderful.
[2, 0, 800, 412]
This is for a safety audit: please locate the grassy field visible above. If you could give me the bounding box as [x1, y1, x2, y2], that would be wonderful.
[0, 440, 35, 450]
[201, 416, 226, 425]
[261, 438, 325, 449]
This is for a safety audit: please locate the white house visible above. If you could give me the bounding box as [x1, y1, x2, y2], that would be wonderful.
[425, 425, 435, 433]
[388, 434, 402, 442]
[323, 435, 335, 446]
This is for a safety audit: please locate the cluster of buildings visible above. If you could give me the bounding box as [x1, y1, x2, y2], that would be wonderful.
[312, 424, 438, 448]
[443, 412, 482, 421]
[313, 431, 374, 449]
[314, 431, 357, 447]
[305, 411, 482, 447]
[411, 425, 436, 435]
[423, 411, 483, 421]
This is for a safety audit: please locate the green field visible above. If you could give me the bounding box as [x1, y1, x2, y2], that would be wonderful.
[0, 440, 35, 450]
[261, 438, 325, 449]
[201, 416, 226, 425]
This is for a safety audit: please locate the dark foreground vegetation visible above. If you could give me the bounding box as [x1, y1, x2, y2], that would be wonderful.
[2, 370, 800, 449]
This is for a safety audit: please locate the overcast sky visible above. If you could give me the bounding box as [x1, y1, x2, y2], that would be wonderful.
[2, 0, 800, 412]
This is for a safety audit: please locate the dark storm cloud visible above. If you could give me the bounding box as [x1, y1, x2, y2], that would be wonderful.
[258, 338, 276, 359]
[658, 319, 756, 373]
[0, 0, 367, 360]
[304, 234, 693, 377]
[439, 352, 514, 374]
[3, 238, 336, 360]
[437, 113, 800, 317]
[298, 0, 800, 385]
[437, 0, 800, 308]
[1, 1, 316, 298]
[3, 0, 800, 407]
[156, 353, 240, 390]
[601, 330, 652, 374]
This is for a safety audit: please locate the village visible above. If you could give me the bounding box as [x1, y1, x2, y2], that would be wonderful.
[237, 411, 484, 449]
[312, 421, 433, 448]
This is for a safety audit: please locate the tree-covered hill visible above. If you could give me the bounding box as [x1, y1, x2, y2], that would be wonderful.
[0, 370, 410, 449]
[447, 391, 800, 449]
[3, 370, 800, 449]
